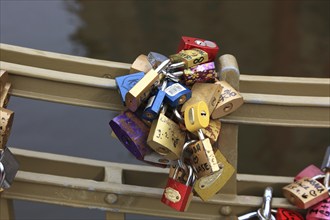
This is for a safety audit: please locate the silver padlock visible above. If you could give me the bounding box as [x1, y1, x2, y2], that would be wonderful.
[0, 147, 19, 189]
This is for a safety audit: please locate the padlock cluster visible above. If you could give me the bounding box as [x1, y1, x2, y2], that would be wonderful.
[109, 36, 244, 211]
[281, 146, 330, 220]
[0, 70, 19, 192]
[239, 147, 330, 220]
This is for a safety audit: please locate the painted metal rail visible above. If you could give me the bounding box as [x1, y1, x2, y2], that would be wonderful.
[0, 43, 329, 219]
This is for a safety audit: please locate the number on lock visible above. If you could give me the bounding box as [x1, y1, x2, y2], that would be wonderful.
[147, 112, 186, 160]
[169, 48, 209, 70]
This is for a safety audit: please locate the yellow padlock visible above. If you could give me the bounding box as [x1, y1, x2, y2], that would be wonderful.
[194, 150, 235, 201]
[184, 101, 210, 132]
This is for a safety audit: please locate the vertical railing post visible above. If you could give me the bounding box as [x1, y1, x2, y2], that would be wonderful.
[105, 211, 125, 220]
[0, 197, 15, 220]
[104, 167, 125, 220]
[217, 54, 240, 195]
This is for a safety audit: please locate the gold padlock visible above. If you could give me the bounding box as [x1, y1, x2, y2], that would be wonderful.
[184, 101, 210, 133]
[126, 59, 170, 112]
[129, 54, 153, 74]
[211, 81, 243, 119]
[181, 83, 222, 115]
[147, 112, 186, 160]
[188, 131, 219, 178]
[282, 177, 329, 209]
[194, 150, 235, 201]
[0, 70, 11, 108]
[0, 108, 14, 149]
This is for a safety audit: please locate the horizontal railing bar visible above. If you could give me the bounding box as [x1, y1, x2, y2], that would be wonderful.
[2, 148, 295, 219]
[1, 43, 329, 96]
[2, 62, 329, 108]
[0, 61, 117, 89]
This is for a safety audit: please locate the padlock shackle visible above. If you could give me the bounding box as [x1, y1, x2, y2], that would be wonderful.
[178, 140, 197, 169]
[321, 146, 330, 172]
[173, 108, 184, 123]
[257, 187, 276, 220]
[197, 129, 205, 140]
[0, 162, 5, 188]
[155, 59, 171, 73]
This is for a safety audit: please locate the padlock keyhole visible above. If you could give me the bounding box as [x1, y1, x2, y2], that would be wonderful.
[201, 111, 207, 117]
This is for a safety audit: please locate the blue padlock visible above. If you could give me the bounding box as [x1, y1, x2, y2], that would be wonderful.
[115, 72, 145, 105]
[142, 80, 168, 120]
[164, 81, 192, 107]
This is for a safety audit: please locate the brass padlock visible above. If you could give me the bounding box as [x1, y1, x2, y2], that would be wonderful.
[0, 108, 14, 149]
[125, 59, 170, 112]
[0, 70, 11, 108]
[129, 54, 153, 74]
[169, 48, 209, 70]
[181, 83, 222, 115]
[211, 80, 243, 119]
[194, 150, 235, 201]
[188, 130, 219, 178]
[147, 107, 186, 160]
[283, 176, 329, 209]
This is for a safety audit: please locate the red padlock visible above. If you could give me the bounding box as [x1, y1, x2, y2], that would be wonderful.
[295, 165, 324, 182]
[276, 208, 304, 220]
[161, 165, 194, 212]
[177, 36, 219, 61]
[306, 197, 330, 220]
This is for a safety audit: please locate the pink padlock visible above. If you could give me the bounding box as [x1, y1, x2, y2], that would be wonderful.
[306, 197, 330, 220]
[295, 164, 324, 182]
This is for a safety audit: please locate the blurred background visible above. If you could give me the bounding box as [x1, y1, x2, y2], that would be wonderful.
[0, 0, 329, 219]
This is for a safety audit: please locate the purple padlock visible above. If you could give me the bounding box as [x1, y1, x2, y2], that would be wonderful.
[109, 110, 151, 160]
[307, 197, 330, 220]
[295, 164, 324, 182]
[183, 61, 216, 86]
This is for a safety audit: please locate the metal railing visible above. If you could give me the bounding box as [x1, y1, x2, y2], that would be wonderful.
[0, 43, 329, 219]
